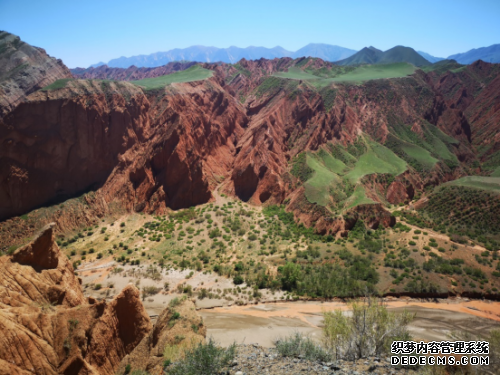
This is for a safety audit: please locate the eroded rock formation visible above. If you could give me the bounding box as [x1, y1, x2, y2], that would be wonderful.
[0, 224, 153, 374]
[118, 298, 206, 375]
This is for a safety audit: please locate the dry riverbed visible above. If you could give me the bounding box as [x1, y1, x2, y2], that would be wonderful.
[78, 258, 500, 349]
[200, 300, 500, 347]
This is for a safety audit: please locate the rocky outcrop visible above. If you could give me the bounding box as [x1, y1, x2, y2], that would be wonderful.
[0, 223, 85, 308]
[0, 31, 72, 118]
[346, 204, 396, 230]
[466, 73, 500, 158]
[0, 224, 152, 374]
[118, 298, 206, 375]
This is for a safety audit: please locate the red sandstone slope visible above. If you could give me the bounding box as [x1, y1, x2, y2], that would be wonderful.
[86, 78, 248, 216]
[466, 73, 500, 160]
[0, 31, 72, 118]
[0, 224, 152, 374]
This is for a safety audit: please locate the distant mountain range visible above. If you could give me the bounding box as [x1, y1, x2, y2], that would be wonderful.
[417, 51, 444, 63]
[448, 44, 500, 64]
[95, 43, 356, 68]
[89, 43, 500, 68]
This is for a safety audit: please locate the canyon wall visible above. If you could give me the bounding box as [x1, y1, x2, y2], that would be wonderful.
[1, 32, 500, 241]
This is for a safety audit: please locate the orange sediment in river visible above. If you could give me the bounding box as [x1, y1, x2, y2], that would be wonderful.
[207, 299, 500, 325]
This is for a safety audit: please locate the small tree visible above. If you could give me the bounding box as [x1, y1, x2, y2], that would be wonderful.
[280, 262, 301, 291]
[323, 309, 350, 360]
[322, 298, 414, 360]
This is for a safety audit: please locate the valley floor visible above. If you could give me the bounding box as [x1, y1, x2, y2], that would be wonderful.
[78, 256, 500, 346]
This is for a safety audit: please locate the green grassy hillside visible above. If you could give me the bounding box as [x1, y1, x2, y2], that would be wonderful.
[293, 136, 407, 209]
[336, 47, 383, 65]
[385, 121, 459, 172]
[132, 65, 213, 90]
[377, 46, 431, 67]
[329, 63, 416, 83]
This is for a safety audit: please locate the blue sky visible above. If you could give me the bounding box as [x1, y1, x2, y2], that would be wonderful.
[1, 0, 499, 68]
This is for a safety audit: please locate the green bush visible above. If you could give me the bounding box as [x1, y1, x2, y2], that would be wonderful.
[274, 332, 332, 362]
[167, 338, 236, 375]
[323, 298, 414, 360]
[290, 153, 314, 182]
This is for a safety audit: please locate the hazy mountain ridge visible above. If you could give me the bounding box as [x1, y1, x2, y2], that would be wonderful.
[92, 43, 500, 69]
[417, 51, 445, 63]
[448, 44, 500, 64]
[97, 43, 357, 68]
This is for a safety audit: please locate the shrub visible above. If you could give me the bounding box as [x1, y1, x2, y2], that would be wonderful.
[233, 275, 244, 285]
[169, 297, 182, 307]
[142, 286, 161, 300]
[198, 288, 208, 299]
[167, 338, 236, 375]
[274, 332, 332, 362]
[183, 285, 193, 296]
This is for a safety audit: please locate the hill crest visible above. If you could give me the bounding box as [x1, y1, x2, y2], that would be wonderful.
[336, 45, 431, 67]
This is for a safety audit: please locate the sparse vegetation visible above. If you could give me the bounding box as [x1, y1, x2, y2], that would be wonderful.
[166, 338, 236, 375]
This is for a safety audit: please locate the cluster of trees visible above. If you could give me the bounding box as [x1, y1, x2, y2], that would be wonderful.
[278, 260, 379, 298]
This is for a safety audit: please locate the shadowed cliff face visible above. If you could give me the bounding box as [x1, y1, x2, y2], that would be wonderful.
[0, 80, 151, 220]
[1, 35, 500, 237]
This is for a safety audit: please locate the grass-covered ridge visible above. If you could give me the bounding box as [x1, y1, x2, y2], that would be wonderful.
[443, 176, 500, 192]
[328, 63, 416, 83]
[292, 136, 406, 209]
[41, 78, 73, 91]
[272, 62, 416, 87]
[131, 65, 213, 90]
